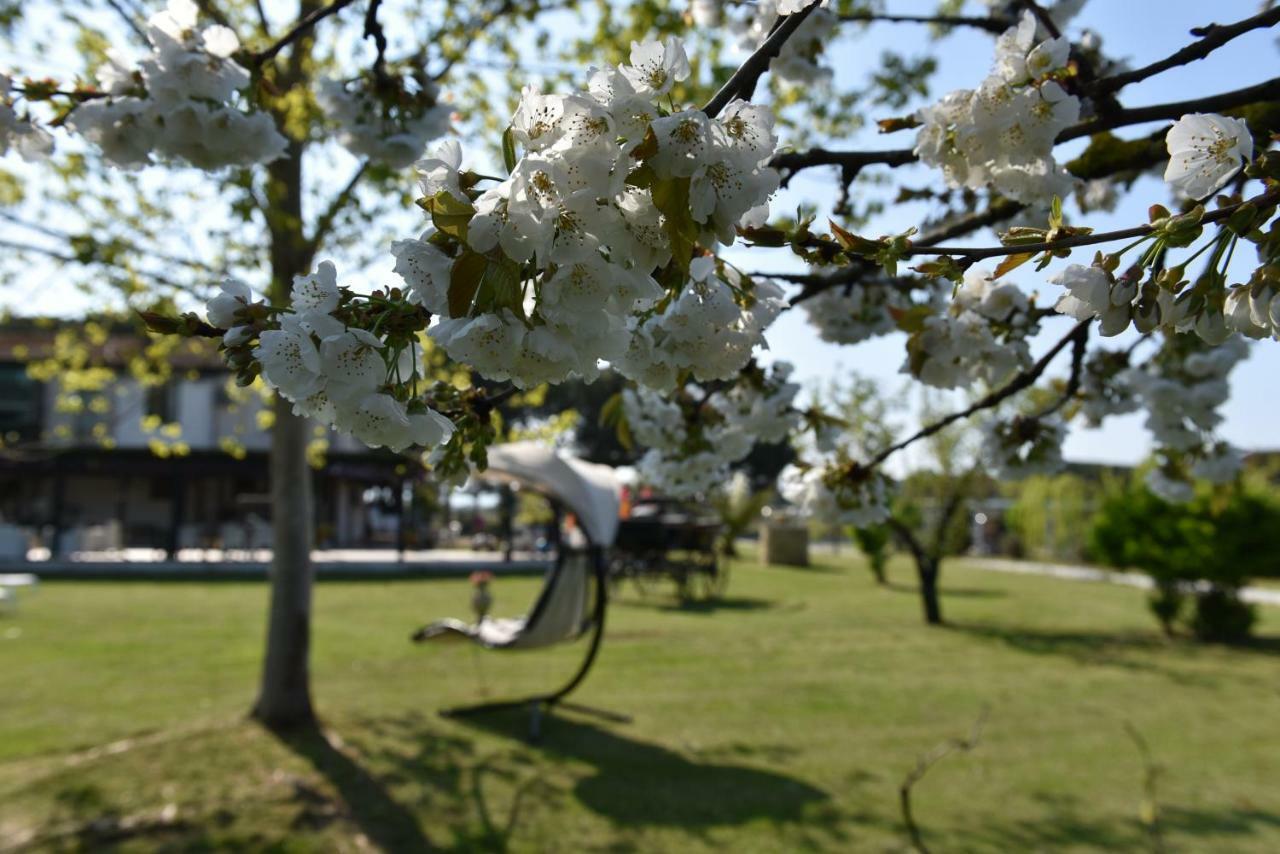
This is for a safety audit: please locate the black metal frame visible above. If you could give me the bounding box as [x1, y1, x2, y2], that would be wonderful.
[436, 544, 628, 740]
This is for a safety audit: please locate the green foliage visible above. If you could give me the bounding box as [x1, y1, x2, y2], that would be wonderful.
[1004, 473, 1106, 562]
[850, 523, 890, 584]
[709, 472, 772, 556]
[1089, 475, 1280, 641]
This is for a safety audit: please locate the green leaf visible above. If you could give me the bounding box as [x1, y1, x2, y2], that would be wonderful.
[651, 177, 698, 273]
[428, 190, 475, 241]
[993, 251, 1035, 279]
[448, 251, 488, 317]
[599, 391, 623, 427]
[474, 256, 523, 315]
[501, 127, 518, 174]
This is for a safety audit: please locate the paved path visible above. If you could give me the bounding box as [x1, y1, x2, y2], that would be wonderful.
[967, 558, 1280, 607]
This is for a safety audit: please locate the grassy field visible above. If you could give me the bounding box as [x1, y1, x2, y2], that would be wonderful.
[1, 551, 1278, 852]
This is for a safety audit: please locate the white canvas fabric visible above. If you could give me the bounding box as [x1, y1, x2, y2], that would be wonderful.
[416, 444, 620, 650]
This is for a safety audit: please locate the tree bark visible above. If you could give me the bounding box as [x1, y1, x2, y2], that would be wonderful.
[252, 17, 319, 727]
[253, 396, 316, 727]
[918, 558, 943, 626]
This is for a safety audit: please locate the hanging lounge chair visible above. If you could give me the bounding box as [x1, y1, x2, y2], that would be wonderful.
[411, 442, 626, 739]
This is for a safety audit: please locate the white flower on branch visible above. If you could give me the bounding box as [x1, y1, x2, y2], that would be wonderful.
[1163, 113, 1253, 199]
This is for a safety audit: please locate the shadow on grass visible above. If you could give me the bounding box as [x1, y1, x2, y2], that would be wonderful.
[944, 622, 1280, 686]
[454, 707, 835, 835]
[271, 722, 435, 852]
[883, 581, 1007, 599]
[618, 595, 780, 615]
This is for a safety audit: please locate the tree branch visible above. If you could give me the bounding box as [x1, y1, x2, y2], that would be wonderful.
[1089, 7, 1280, 97]
[774, 76, 1280, 177]
[307, 161, 370, 253]
[903, 187, 1279, 261]
[252, 0, 359, 66]
[865, 319, 1093, 471]
[702, 1, 820, 117]
[838, 11, 1012, 34]
[1064, 75, 1280, 142]
[899, 708, 989, 854]
[103, 0, 149, 43]
[1033, 322, 1090, 419]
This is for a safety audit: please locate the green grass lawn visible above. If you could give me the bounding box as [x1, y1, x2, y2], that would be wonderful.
[1, 551, 1278, 852]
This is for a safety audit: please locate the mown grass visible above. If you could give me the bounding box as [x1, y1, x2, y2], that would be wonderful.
[1, 550, 1278, 852]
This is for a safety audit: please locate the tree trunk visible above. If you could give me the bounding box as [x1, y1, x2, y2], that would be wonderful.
[253, 396, 316, 728]
[918, 558, 943, 626]
[253, 49, 317, 725]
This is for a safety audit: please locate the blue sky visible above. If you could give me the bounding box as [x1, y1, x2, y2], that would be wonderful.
[2, 0, 1276, 467]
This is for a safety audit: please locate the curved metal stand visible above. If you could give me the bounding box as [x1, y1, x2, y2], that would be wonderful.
[438, 547, 629, 740]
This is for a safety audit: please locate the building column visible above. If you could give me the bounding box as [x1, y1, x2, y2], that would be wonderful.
[166, 462, 186, 561]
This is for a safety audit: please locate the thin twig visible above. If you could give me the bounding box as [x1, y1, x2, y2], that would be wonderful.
[1123, 722, 1166, 854]
[900, 708, 990, 854]
[1090, 7, 1280, 97]
[103, 0, 149, 43]
[774, 76, 1280, 177]
[865, 320, 1092, 471]
[1032, 321, 1090, 419]
[252, 0, 359, 66]
[838, 12, 1012, 34]
[307, 161, 370, 252]
[702, 1, 820, 117]
[902, 187, 1279, 261]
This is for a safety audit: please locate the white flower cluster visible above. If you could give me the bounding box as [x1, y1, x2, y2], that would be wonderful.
[66, 0, 286, 169]
[0, 74, 54, 159]
[391, 37, 784, 392]
[1078, 349, 1140, 426]
[1052, 263, 1134, 336]
[981, 415, 1066, 480]
[915, 12, 1079, 204]
[1129, 337, 1247, 501]
[1163, 113, 1253, 200]
[731, 0, 837, 87]
[904, 266, 1036, 389]
[1054, 258, 1263, 346]
[615, 257, 786, 392]
[778, 463, 890, 528]
[206, 263, 455, 453]
[801, 272, 921, 345]
[1225, 281, 1280, 341]
[319, 77, 451, 168]
[624, 361, 801, 498]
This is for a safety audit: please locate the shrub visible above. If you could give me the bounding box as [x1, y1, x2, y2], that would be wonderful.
[1089, 476, 1279, 642]
[851, 524, 891, 585]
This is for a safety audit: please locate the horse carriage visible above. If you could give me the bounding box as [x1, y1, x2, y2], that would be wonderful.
[610, 498, 727, 601]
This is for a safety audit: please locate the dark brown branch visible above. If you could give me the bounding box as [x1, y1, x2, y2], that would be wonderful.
[865, 320, 1092, 471]
[703, 1, 820, 117]
[252, 0, 359, 66]
[1090, 7, 1280, 97]
[774, 76, 1280, 177]
[1033, 321, 1089, 419]
[103, 0, 149, 43]
[899, 709, 989, 854]
[307, 161, 370, 253]
[838, 12, 1011, 34]
[904, 187, 1279, 261]
[193, 0, 235, 32]
[1063, 76, 1280, 142]
[362, 0, 388, 85]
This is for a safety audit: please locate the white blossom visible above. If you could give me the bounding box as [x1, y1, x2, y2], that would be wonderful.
[1163, 113, 1253, 199]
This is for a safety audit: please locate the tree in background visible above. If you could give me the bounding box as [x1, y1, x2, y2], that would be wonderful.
[1090, 473, 1280, 642]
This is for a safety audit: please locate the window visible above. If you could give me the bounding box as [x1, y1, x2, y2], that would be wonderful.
[0, 364, 42, 442]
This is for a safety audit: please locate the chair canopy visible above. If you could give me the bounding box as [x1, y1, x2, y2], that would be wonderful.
[481, 441, 622, 547]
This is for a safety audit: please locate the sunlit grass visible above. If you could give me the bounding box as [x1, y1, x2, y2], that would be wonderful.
[1, 551, 1278, 851]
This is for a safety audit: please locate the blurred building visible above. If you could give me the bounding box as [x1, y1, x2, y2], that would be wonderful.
[0, 320, 430, 558]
